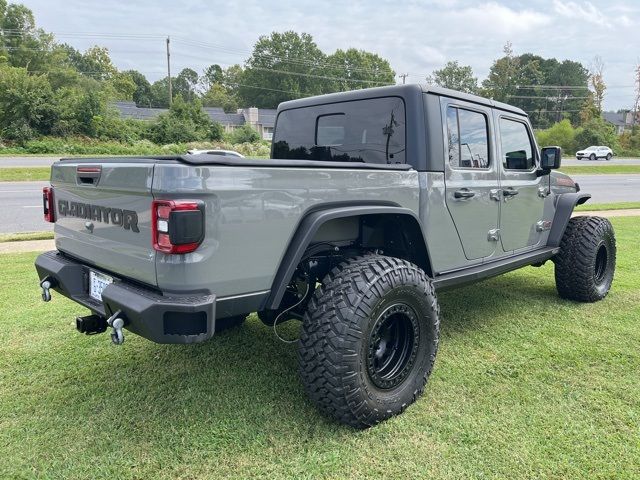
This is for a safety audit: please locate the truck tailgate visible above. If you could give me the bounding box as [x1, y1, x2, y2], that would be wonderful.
[51, 161, 157, 286]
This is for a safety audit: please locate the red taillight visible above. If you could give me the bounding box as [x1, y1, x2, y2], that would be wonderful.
[152, 200, 204, 254]
[43, 187, 55, 223]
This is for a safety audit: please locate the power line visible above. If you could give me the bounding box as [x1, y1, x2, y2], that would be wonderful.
[172, 37, 395, 77]
[506, 95, 591, 100]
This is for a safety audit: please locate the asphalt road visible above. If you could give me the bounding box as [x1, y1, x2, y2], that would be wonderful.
[0, 181, 53, 234]
[1, 156, 640, 168]
[2, 176, 639, 234]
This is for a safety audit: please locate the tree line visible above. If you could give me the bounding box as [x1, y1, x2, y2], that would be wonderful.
[1, 0, 638, 154]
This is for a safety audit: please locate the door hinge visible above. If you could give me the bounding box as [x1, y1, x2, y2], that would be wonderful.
[487, 228, 500, 241]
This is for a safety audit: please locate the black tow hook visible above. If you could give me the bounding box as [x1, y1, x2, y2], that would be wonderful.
[76, 314, 108, 335]
[40, 276, 56, 302]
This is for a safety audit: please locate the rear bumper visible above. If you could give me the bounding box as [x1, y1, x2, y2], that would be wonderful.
[34, 251, 216, 344]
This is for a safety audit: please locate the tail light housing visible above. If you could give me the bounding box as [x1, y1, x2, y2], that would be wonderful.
[43, 187, 55, 223]
[152, 200, 204, 254]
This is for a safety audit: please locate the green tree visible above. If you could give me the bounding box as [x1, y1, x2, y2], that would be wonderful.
[201, 83, 238, 112]
[0, 65, 57, 140]
[201, 64, 224, 91]
[149, 77, 171, 108]
[174, 68, 199, 101]
[482, 45, 589, 128]
[427, 60, 477, 93]
[482, 42, 520, 102]
[239, 31, 327, 107]
[221, 64, 244, 97]
[229, 124, 260, 143]
[123, 70, 152, 107]
[107, 71, 136, 100]
[62, 45, 117, 81]
[575, 118, 617, 150]
[1, 2, 58, 73]
[324, 48, 395, 91]
[534, 119, 579, 153]
[147, 96, 215, 144]
[589, 56, 606, 114]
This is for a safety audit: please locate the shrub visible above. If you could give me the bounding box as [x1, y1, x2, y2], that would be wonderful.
[146, 97, 216, 144]
[91, 115, 149, 143]
[229, 124, 260, 144]
[535, 119, 579, 153]
[574, 118, 618, 151]
[210, 121, 224, 141]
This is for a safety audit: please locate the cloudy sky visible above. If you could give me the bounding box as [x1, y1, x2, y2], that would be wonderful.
[24, 0, 640, 110]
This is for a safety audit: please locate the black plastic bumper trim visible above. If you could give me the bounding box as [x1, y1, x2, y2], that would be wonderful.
[34, 251, 216, 344]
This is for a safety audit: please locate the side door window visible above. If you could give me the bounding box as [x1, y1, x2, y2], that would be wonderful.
[497, 116, 546, 252]
[499, 118, 535, 171]
[447, 107, 490, 169]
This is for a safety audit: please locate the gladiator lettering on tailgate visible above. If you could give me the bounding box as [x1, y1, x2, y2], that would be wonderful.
[57, 200, 140, 233]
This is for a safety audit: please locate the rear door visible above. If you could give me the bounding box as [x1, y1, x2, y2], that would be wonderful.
[495, 114, 546, 253]
[51, 161, 157, 286]
[443, 99, 500, 261]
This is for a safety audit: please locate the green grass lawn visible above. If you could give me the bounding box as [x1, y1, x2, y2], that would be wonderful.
[561, 165, 640, 175]
[0, 231, 54, 242]
[575, 201, 640, 212]
[0, 167, 50, 182]
[1, 217, 639, 479]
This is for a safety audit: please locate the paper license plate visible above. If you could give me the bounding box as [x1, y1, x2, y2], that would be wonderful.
[89, 270, 113, 301]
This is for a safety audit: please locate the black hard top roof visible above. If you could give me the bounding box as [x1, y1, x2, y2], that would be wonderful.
[278, 83, 527, 117]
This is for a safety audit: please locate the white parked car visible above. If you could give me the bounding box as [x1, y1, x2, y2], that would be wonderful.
[186, 149, 245, 158]
[575, 146, 613, 161]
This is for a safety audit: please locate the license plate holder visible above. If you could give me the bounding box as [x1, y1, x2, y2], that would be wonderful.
[89, 270, 113, 302]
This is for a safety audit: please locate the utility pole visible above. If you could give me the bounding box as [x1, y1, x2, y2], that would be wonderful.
[633, 62, 640, 127]
[166, 36, 172, 106]
[399, 73, 408, 84]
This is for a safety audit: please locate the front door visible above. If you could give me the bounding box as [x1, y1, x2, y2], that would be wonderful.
[496, 114, 547, 252]
[443, 100, 500, 261]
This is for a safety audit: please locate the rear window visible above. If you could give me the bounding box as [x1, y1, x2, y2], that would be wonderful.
[272, 97, 406, 164]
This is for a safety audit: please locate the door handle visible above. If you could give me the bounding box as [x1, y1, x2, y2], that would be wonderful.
[454, 188, 476, 199]
[502, 188, 519, 198]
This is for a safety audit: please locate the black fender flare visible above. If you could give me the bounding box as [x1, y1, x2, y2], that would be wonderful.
[547, 192, 591, 247]
[263, 205, 430, 310]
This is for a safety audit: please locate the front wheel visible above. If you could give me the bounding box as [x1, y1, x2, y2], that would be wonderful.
[298, 254, 440, 428]
[589, 153, 596, 161]
[554, 216, 616, 302]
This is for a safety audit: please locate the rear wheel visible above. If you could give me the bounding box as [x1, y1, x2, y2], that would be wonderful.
[554, 216, 616, 302]
[606, 153, 612, 161]
[298, 254, 440, 428]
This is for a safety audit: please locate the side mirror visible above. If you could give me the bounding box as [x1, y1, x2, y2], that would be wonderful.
[540, 146, 561, 170]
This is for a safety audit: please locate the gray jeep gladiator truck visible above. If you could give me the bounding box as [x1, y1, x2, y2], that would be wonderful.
[35, 84, 616, 428]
